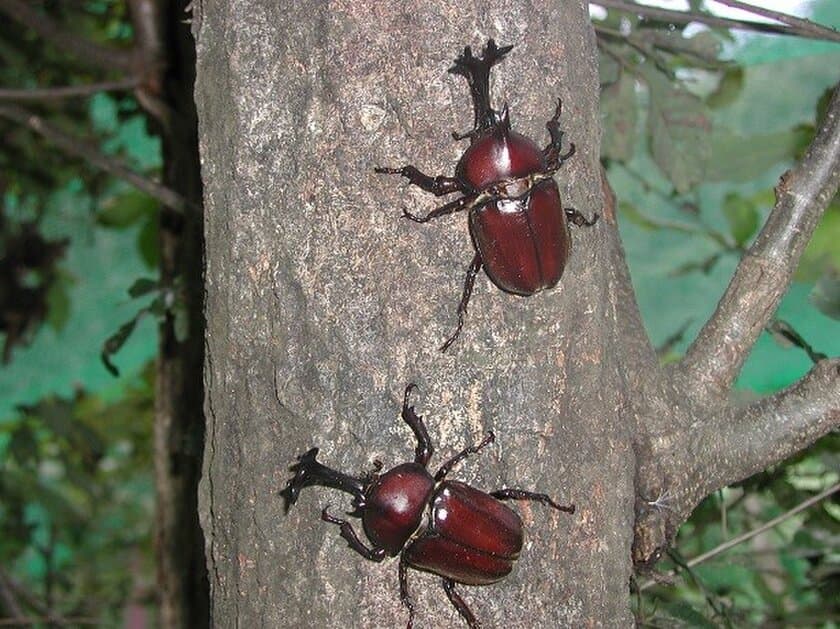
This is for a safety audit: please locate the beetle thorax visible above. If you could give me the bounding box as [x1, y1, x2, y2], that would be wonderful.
[361, 462, 435, 556]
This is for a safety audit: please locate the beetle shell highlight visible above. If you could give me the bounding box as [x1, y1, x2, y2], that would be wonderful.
[404, 481, 523, 585]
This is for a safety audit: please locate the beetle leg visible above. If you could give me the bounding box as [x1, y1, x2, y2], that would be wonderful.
[440, 253, 483, 352]
[544, 98, 576, 170]
[399, 555, 416, 629]
[401, 384, 434, 467]
[564, 207, 599, 228]
[375, 165, 466, 196]
[434, 430, 495, 482]
[402, 194, 476, 223]
[280, 448, 367, 511]
[489, 489, 576, 514]
[321, 507, 387, 562]
[442, 579, 480, 628]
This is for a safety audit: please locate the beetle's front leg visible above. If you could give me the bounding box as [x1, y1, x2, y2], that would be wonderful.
[442, 579, 480, 628]
[321, 507, 387, 562]
[544, 98, 576, 170]
[565, 207, 599, 228]
[440, 252, 483, 352]
[490, 489, 575, 514]
[402, 194, 477, 223]
[375, 165, 466, 196]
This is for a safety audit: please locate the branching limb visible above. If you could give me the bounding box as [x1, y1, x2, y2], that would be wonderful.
[676, 86, 840, 398]
[591, 0, 840, 43]
[713, 0, 840, 43]
[0, 0, 136, 72]
[0, 79, 141, 102]
[0, 104, 191, 213]
[690, 358, 840, 501]
[633, 359, 840, 567]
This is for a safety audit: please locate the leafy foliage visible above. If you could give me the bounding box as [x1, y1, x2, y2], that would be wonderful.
[0, 367, 155, 625]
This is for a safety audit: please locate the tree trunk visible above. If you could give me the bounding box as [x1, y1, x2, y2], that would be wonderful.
[194, 1, 839, 626]
[135, 1, 210, 626]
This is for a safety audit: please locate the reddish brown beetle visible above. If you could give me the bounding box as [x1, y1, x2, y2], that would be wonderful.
[281, 384, 574, 628]
[376, 39, 597, 351]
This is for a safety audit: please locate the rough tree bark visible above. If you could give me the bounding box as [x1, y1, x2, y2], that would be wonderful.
[195, 1, 839, 626]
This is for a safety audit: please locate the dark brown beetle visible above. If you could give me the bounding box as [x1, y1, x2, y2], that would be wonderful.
[376, 39, 597, 351]
[281, 384, 574, 628]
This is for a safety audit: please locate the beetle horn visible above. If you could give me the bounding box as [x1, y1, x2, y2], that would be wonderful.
[449, 38, 513, 133]
[280, 447, 367, 512]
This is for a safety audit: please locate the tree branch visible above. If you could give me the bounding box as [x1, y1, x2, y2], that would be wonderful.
[677, 86, 840, 397]
[0, 79, 141, 102]
[0, 104, 191, 213]
[712, 0, 840, 43]
[0, 0, 136, 72]
[591, 0, 840, 43]
[690, 359, 840, 500]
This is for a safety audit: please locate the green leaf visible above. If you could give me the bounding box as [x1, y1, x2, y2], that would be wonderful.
[704, 127, 811, 182]
[810, 267, 840, 320]
[45, 276, 72, 332]
[127, 277, 159, 299]
[707, 66, 744, 109]
[601, 72, 638, 161]
[797, 206, 840, 281]
[172, 301, 190, 343]
[9, 424, 38, 465]
[640, 63, 712, 193]
[137, 214, 160, 269]
[97, 190, 157, 228]
[722, 194, 759, 247]
[661, 601, 718, 628]
[101, 310, 147, 377]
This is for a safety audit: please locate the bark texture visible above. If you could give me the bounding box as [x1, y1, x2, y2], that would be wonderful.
[194, 1, 840, 626]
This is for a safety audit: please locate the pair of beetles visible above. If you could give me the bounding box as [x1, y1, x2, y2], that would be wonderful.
[282, 39, 596, 628]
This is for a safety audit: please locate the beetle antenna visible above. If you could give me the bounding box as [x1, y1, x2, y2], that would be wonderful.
[449, 38, 513, 134]
[281, 447, 366, 512]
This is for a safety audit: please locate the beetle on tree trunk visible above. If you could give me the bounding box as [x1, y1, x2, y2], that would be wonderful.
[376, 39, 597, 351]
[281, 384, 575, 628]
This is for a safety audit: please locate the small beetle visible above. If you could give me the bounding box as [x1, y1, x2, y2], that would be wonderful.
[376, 39, 597, 351]
[281, 384, 574, 628]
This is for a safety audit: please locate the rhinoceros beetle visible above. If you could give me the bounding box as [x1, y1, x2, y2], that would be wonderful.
[376, 39, 598, 351]
[281, 384, 574, 628]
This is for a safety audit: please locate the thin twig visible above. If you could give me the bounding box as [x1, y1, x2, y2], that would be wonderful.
[0, 0, 136, 71]
[711, 0, 840, 42]
[591, 0, 840, 43]
[0, 78, 141, 102]
[640, 482, 840, 591]
[0, 103, 190, 213]
[678, 86, 840, 396]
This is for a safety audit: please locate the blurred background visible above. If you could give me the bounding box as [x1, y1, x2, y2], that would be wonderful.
[0, 1, 838, 627]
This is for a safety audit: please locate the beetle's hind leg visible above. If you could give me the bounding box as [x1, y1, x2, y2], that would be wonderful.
[374, 165, 466, 196]
[544, 98, 576, 170]
[490, 488, 575, 514]
[442, 579, 480, 628]
[401, 384, 434, 468]
[440, 253, 482, 352]
[399, 556, 416, 629]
